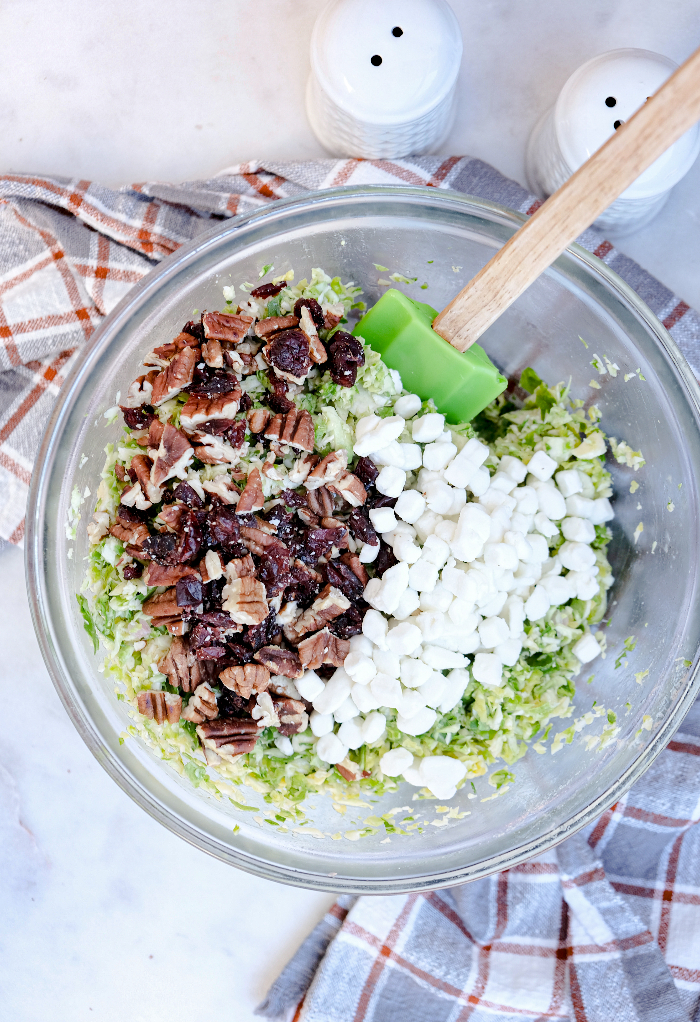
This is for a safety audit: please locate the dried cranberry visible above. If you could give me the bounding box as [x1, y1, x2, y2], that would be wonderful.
[202, 578, 225, 612]
[197, 418, 246, 448]
[217, 687, 251, 719]
[324, 560, 364, 602]
[374, 541, 397, 577]
[122, 563, 143, 580]
[250, 281, 287, 299]
[264, 369, 294, 414]
[367, 492, 398, 510]
[293, 297, 324, 330]
[353, 457, 378, 488]
[190, 621, 227, 651]
[265, 330, 311, 382]
[279, 489, 307, 509]
[347, 509, 378, 547]
[142, 509, 202, 565]
[187, 368, 239, 398]
[225, 642, 255, 665]
[182, 319, 205, 342]
[116, 503, 147, 525]
[316, 664, 336, 681]
[329, 605, 364, 639]
[239, 392, 252, 414]
[196, 645, 229, 661]
[285, 561, 323, 604]
[121, 406, 156, 430]
[194, 611, 231, 628]
[176, 575, 203, 607]
[206, 505, 241, 550]
[328, 333, 365, 389]
[264, 504, 297, 543]
[258, 547, 292, 599]
[242, 613, 277, 651]
[306, 528, 345, 560]
[172, 482, 204, 509]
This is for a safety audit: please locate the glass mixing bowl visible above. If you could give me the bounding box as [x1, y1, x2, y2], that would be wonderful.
[26, 186, 700, 892]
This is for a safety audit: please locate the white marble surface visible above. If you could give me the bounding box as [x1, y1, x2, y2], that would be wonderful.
[2, 1, 700, 1018]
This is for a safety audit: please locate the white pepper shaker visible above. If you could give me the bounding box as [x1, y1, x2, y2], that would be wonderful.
[306, 0, 462, 160]
[526, 48, 700, 234]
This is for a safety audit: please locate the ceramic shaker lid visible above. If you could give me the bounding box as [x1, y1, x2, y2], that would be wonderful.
[310, 0, 462, 125]
[555, 48, 700, 198]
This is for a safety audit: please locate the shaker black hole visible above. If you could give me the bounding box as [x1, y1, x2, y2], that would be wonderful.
[371, 54, 382, 66]
[605, 96, 617, 108]
[392, 26, 403, 37]
[613, 119, 622, 129]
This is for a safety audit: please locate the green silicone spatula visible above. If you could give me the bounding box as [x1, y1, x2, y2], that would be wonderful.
[355, 45, 700, 424]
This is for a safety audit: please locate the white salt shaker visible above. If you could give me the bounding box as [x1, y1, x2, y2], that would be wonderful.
[306, 0, 462, 160]
[526, 48, 700, 234]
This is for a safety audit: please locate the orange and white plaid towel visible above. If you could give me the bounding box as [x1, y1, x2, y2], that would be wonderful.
[0, 156, 699, 547]
[258, 702, 700, 1022]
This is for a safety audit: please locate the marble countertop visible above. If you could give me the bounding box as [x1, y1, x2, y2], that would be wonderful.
[2, 2, 699, 1018]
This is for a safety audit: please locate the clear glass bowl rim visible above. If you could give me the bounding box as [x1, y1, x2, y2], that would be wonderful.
[25, 185, 700, 893]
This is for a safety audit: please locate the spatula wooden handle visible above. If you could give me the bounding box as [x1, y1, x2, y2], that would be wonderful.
[433, 45, 700, 352]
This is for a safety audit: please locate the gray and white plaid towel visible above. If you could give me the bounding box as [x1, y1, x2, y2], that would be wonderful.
[1, 157, 699, 1020]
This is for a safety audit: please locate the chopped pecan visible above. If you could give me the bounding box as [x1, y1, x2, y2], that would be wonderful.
[222, 575, 268, 625]
[250, 691, 280, 728]
[151, 424, 193, 488]
[225, 350, 258, 375]
[200, 549, 224, 583]
[193, 434, 242, 466]
[128, 454, 163, 504]
[151, 345, 198, 406]
[224, 554, 256, 581]
[323, 302, 344, 331]
[247, 409, 270, 437]
[137, 690, 182, 724]
[305, 449, 348, 490]
[296, 305, 327, 365]
[146, 563, 199, 587]
[87, 511, 110, 544]
[197, 419, 245, 449]
[181, 682, 219, 723]
[324, 559, 365, 601]
[180, 391, 241, 430]
[306, 485, 334, 518]
[219, 663, 271, 699]
[328, 471, 367, 508]
[196, 718, 259, 758]
[297, 507, 319, 528]
[263, 408, 315, 453]
[239, 527, 282, 556]
[263, 329, 312, 384]
[119, 482, 152, 511]
[109, 521, 150, 548]
[237, 467, 265, 513]
[284, 584, 351, 642]
[159, 635, 214, 693]
[202, 311, 253, 343]
[149, 418, 166, 449]
[288, 452, 319, 486]
[142, 588, 180, 623]
[339, 552, 369, 587]
[254, 646, 303, 679]
[114, 463, 129, 483]
[250, 281, 287, 299]
[202, 338, 223, 368]
[254, 314, 299, 339]
[297, 627, 350, 670]
[272, 696, 308, 736]
[202, 477, 240, 504]
[122, 370, 159, 408]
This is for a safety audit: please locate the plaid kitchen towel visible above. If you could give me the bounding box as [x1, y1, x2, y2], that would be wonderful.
[258, 691, 700, 1022]
[1, 156, 699, 546]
